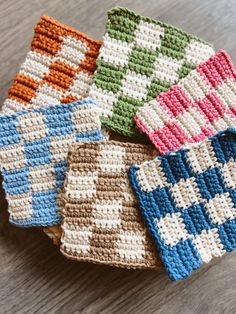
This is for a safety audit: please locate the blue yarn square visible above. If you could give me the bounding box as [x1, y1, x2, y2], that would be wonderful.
[0, 116, 21, 147]
[160, 239, 202, 281]
[45, 105, 74, 137]
[195, 167, 226, 200]
[75, 129, 104, 142]
[151, 187, 180, 218]
[218, 218, 236, 252]
[54, 161, 67, 188]
[129, 128, 236, 280]
[24, 138, 52, 167]
[212, 130, 236, 164]
[0, 99, 103, 227]
[161, 150, 192, 184]
[181, 204, 214, 236]
[2, 168, 30, 195]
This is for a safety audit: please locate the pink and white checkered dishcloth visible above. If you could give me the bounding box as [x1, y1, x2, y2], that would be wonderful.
[135, 51, 236, 155]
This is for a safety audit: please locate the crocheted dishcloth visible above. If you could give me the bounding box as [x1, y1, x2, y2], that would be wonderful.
[43, 226, 62, 245]
[2, 16, 101, 114]
[129, 128, 236, 280]
[135, 51, 236, 154]
[60, 141, 162, 269]
[89, 7, 215, 138]
[0, 99, 103, 227]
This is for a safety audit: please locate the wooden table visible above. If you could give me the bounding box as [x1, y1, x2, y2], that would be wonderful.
[0, 0, 235, 313]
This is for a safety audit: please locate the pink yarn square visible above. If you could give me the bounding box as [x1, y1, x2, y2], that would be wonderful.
[194, 92, 227, 123]
[158, 85, 193, 118]
[197, 51, 236, 88]
[150, 121, 191, 155]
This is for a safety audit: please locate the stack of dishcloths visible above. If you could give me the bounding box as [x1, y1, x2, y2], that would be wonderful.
[0, 7, 235, 281]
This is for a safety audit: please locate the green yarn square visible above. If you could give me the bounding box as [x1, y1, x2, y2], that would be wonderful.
[106, 15, 140, 43]
[160, 27, 190, 60]
[128, 46, 157, 77]
[93, 60, 126, 93]
[147, 79, 171, 100]
[112, 95, 144, 119]
[177, 61, 196, 79]
[101, 95, 146, 137]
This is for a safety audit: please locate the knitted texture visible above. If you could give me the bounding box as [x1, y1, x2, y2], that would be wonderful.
[129, 128, 236, 280]
[0, 99, 103, 227]
[60, 141, 162, 269]
[89, 7, 215, 138]
[135, 51, 236, 154]
[2, 16, 101, 114]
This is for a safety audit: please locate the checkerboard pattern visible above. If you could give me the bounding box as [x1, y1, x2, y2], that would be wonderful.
[89, 7, 215, 138]
[0, 99, 103, 227]
[129, 128, 236, 280]
[135, 51, 236, 154]
[60, 141, 162, 269]
[2, 16, 101, 114]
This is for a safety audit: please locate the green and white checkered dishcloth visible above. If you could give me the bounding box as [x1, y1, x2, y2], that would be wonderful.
[89, 7, 215, 139]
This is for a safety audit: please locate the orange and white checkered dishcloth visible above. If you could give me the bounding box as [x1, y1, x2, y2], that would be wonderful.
[2, 15, 101, 114]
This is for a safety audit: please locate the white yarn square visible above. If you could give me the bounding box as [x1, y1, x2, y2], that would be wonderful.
[186, 140, 218, 174]
[18, 111, 48, 141]
[67, 71, 92, 98]
[178, 69, 211, 102]
[184, 40, 214, 65]
[61, 223, 93, 254]
[93, 199, 122, 229]
[89, 85, 118, 118]
[100, 33, 134, 67]
[193, 228, 225, 263]
[30, 83, 64, 108]
[29, 164, 55, 192]
[154, 53, 183, 84]
[155, 212, 189, 246]
[65, 170, 98, 199]
[170, 177, 202, 210]
[98, 145, 126, 172]
[117, 230, 146, 260]
[136, 159, 167, 192]
[134, 20, 164, 51]
[19, 50, 53, 81]
[121, 69, 152, 101]
[0, 143, 26, 171]
[205, 192, 236, 225]
[56, 36, 87, 68]
[8, 192, 33, 221]
[221, 159, 236, 189]
[50, 134, 76, 162]
[177, 106, 207, 137]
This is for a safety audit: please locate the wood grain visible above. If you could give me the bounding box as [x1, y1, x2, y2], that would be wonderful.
[0, 0, 236, 313]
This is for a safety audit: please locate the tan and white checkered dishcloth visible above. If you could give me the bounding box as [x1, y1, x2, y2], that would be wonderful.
[60, 141, 162, 269]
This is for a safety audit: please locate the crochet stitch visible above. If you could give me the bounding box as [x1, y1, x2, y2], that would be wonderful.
[0, 99, 103, 227]
[2, 16, 101, 114]
[89, 7, 215, 138]
[60, 141, 162, 269]
[129, 128, 236, 280]
[135, 51, 236, 154]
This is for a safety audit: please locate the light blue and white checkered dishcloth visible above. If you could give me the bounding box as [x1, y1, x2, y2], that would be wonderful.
[129, 128, 236, 280]
[0, 99, 103, 227]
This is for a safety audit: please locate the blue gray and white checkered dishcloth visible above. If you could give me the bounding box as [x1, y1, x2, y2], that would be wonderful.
[0, 99, 103, 227]
[129, 128, 236, 280]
